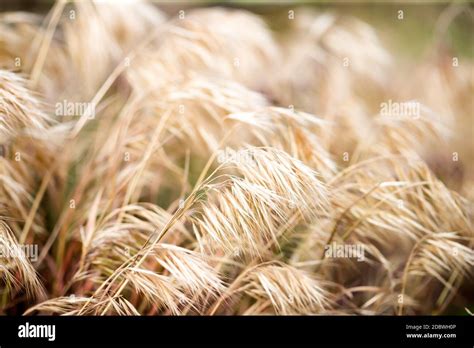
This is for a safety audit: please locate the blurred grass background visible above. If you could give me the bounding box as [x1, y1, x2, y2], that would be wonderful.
[1, 1, 472, 60]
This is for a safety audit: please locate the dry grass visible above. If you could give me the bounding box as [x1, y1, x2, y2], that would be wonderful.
[0, 1, 472, 316]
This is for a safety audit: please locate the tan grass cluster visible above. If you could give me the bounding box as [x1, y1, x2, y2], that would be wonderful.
[0, 1, 472, 315]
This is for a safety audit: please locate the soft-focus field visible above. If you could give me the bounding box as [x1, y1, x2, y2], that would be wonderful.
[0, 0, 473, 315]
